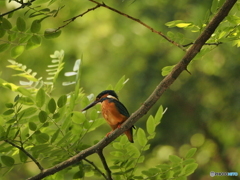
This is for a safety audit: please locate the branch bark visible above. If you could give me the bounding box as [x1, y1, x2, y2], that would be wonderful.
[26, 0, 237, 179]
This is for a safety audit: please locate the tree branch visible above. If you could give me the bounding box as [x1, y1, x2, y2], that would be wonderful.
[4, 140, 44, 171]
[26, 0, 237, 179]
[97, 149, 113, 180]
[83, 158, 108, 180]
[88, 0, 185, 51]
[54, 4, 101, 32]
[0, 0, 35, 17]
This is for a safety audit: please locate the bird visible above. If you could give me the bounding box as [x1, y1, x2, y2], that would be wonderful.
[81, 90, 134, 143]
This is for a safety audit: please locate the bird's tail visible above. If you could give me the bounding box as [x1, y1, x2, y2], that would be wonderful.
[124, 126, 134, 143]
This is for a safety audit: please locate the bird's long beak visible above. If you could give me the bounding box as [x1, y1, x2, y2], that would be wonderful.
[81, 101, 98, 111]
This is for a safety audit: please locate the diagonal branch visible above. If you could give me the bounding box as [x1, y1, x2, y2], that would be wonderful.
[26, 0, 237, 179]
[83, 158, 108, 180]
[55, 4, 101, 32]
[4, 140, 44, 171]
[97, 149, 113, 180]
[0, 0, 36, 17]
[88, 0, 185, 51]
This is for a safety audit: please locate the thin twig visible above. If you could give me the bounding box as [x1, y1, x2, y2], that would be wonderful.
[83, 158, 108, 180]
[183, 42, 222, 47]
[4, 139, 44, 171]
[88, 0, 186, 51]
[0, 0, 35, 17]
[54, 4, 101, 32]
[97, 149, 113, 180]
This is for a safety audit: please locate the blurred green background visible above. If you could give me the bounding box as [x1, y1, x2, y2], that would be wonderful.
[0, 0, 239, 179]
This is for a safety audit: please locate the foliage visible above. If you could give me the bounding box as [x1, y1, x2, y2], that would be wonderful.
[0, 50, 197, 179]
[0, 0, 240, 180]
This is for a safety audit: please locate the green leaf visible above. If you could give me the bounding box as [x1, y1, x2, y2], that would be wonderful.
[31, 35, 41, 44]
[44, 28, 61, 39]
[175, 22, 192, 28]
[146, 115, 155, 135]
[16, 17, 26, 32]
[36, 133, 49, 143]
[182, 158, 195, 165]
[48, 98, 56, 113]
[73, 170, 84, 179]
[19, 149, 28, 163]
[169, 155, 182, 163]
[185, 148, 197, 158]
[19, 34, 32, 44]
[0, 26, 6, 38]
[18, 97, 34, 105]
[31, 20, 41, 33]
[137, 128, 147, 146]
[2, 18, 12, 29]
[3, 109, 14, 115]
[57, 94, 67, 108]
[183, 163, 198, 176]
[72, 111, 86, 124]
[34, 0, 52, 5]
[5, 103, 13, 108]
[56, 131, 72, 146]
[154, 105, 163, 124]
[29, 122, 37, 131]
[211, 0, 219, 13]
[0, 43, 10, 52]
[38, 111, 48, 123]
[19, 107, 37, 117]
[26, 37, 42, 50]
[51, 129, 60, 143]
[11, 46, 25, 58]
[161, 65, 175, 76]
[13, 72, 38, 82]
[1, 155, 15, 167]
[114, 75, 129, 92]
[36, 88, 45, 107]
[0, 125, 6, 138]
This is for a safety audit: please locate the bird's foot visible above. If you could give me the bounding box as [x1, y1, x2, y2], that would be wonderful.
[106, 131, 113, 137]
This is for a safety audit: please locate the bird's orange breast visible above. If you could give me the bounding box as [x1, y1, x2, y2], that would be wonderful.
[101, 100, 127, 130]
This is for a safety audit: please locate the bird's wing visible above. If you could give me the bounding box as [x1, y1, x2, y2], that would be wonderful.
[111, 99, 130, 118]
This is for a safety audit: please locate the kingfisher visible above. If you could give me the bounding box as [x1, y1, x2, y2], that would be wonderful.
[81, 90, 134, 143]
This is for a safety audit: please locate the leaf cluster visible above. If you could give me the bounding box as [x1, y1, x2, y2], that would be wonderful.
[0, 50, 198, 179]
[0, 1, 62, 58]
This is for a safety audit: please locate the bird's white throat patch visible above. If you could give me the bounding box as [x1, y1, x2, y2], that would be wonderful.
[107, 95, 118, 100]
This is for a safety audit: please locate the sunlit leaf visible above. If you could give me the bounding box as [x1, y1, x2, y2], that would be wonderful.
[185, 148, 197, 159]
[161, 65, 175, 76]
[137, 128, 147, 146]
[146, 115, 155, 135]
[11, 46, 25, 59]
[36, 88, 45, 107]
[183, 163, 198, 176]
[169, 155, 182, 163]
